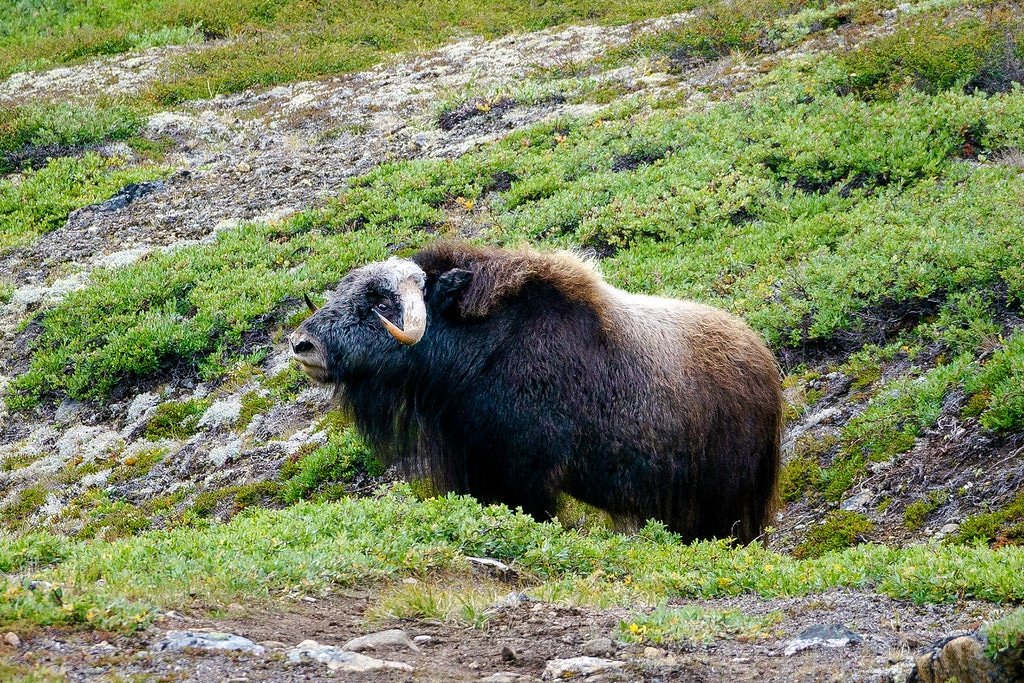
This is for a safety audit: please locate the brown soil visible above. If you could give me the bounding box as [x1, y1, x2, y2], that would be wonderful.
[3, 588, 1003, 682]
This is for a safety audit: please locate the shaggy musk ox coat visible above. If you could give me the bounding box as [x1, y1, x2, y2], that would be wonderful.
[290, 242, 782, 543]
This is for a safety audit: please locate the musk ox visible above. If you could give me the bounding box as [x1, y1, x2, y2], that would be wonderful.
[290, 242, 782, 542]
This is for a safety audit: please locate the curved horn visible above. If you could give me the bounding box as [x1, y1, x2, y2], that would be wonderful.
[376, 278, 426, 345]
[303, 293, 318, 313]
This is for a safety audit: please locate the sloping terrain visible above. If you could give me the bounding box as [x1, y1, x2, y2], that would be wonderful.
[2, 0, 1024, 680]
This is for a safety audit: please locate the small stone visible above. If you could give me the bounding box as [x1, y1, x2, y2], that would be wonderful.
[126, 392, 160, 423]
[840, 489, 873, 512]
[643, 646, 668, 659]
[208, 440, 241, 467]
[288, 639, 413, 672]
[259, 640, 287, 649]
[479, 673, 532, 683]
[413, 635, 434, 646]
[80, 469, 112, 488]
[152, 630, 265, 655]
[913, 635, 1000, 683]
[543, 656, 623, 680]
[467, 556, 520, 582]
[487, 592, 536, 612]
[784, 623, 862, 656]
[5, 632, 21, 648]
[582, 636, 615, 658]
[54, 399, 86, 425]
[197, 397, 242, 430]
[287, 93, 316, 109]
[342, 629, 420, 653]
[501, 645, 516, 662]
[56, 426, 120, 463]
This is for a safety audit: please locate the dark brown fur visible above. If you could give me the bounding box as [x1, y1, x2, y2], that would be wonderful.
[302, 242, 783, 542]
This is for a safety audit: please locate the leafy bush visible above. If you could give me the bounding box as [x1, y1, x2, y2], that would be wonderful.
[144, 398, 212, 440]
[620, 605, 780, 643]
[965, 331, 1024, 431]
[793, 510, 874, 558]
[838, 13, 1024, 99]
[958, 491, 1024, 546]
[0, 101, 145, 173]
[279, 426, 382, 503]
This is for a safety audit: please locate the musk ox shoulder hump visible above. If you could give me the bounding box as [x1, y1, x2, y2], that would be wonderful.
[413, 242, 612, 324]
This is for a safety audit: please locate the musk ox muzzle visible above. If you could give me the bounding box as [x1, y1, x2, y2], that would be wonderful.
[290, 243, 782, 544]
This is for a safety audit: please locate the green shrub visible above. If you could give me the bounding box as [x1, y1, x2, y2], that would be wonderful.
[6, 489, 1024, 633]
[620, 605, 780, 644]
[838, 14, 1024, 99]
[279, 427, 382, 503]
[779, 455, 825, 503]
[958, 491, 1024, 546]
[188, 481, 281, 518]
[237, 390, 274, 430]
[903, 490, 948, 531]
[144, 398, 213, 440]
[985, 608, 1024, 660]
[109, 447, 167, 483]
[793, 510, 874, 558]
[965, 331, 1024, 431]
[0, 486, 49, 527]
[0, 101, 146, 173]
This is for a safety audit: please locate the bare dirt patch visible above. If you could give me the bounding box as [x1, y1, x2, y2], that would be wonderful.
[3, 588, 1003, 682]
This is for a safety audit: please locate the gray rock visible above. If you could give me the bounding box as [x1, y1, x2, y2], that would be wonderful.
[342, 629, 420, 653]
[39, 493, 64, 518]
[582, 637, 616, 658]
[152, 630, 265, 655]
[197, 397, 242, 431]
[54, 399, 86, 426]
[468, 556, 520, 582]
[79, 468, 112, 488]
[94, 180, 166, 213]
[480, 673, 534, 683]
[413, 635, 434, 646]
[487, 592, 537, 612]
[287, 639, 413, 672]
[4, 632, 21, 648]
[208, 440, 241, 468]
[126, 392, 160, 423]
[543, 656, 623, 679]
[784, 623, 863, 656]
[56, 426, 120, 463]
[913, 635, 1005, 683]
[840, 489, 873, 512]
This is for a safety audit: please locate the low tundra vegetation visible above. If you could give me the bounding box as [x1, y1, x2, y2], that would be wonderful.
[9, 47, 1024, 506]
[0, 153, 166, 253]
[1, 488, 1023, 632]
[619, 605, 781, 644]
[0, 101, 148, 174]
[0, 0, 704, 103]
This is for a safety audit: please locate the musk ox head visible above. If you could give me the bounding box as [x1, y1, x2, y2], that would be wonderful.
[289, 257, 434, 385]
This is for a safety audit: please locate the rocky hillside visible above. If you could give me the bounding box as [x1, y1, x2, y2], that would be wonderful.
[1, 0, 1024, 680]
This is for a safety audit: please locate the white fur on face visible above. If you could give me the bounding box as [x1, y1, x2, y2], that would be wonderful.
[380, 257, 426, 292]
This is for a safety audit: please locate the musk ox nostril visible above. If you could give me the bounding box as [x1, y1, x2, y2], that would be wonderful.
[292, 339, 314, 354]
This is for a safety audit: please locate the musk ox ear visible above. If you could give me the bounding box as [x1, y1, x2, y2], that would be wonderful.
[430, 268, 473, 312]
